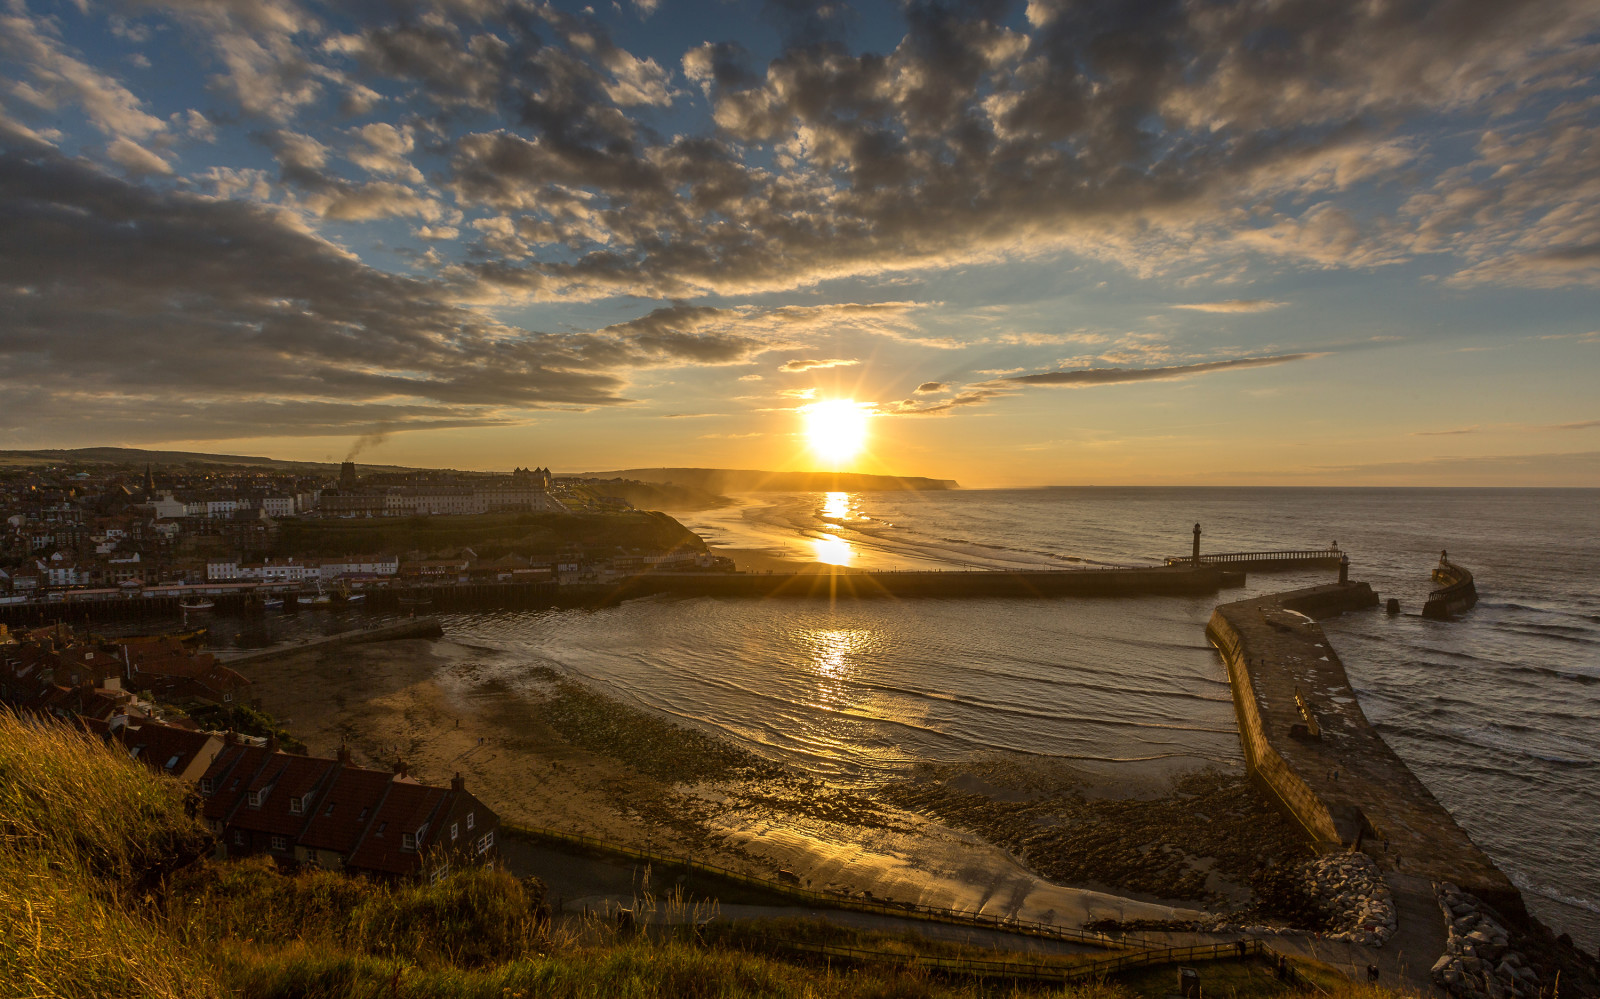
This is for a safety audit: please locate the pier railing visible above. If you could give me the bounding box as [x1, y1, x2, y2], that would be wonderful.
[1165, 549, 1343, 568]
[503, 822, 1150, 950]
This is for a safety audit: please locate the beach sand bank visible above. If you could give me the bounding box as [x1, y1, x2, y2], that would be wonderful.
[243, 630, 1307, 927]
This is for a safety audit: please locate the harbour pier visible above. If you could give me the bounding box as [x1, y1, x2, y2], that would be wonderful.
[1206, 581, 1521, 917]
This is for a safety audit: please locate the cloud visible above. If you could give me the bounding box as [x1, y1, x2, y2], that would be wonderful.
[1171, 300, 1287, 314]
[1002, 353, 1321, 387]
[0, 6, 166, 139]
[779, 358, 858, 372]
[1541, 419, 1600, 431]
[105, 137, 172, 176]
[1412, 426, 1481, 436]
[914, 381, 946, 394]
[0, 128, 833, 443]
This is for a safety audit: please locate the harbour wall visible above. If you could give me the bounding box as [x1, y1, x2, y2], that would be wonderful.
[1207, 582, 1523, 919]
[1423, 560, 1478, 621]
[566, 565, 1239, 603]
[217, 617, 444, 666]
[0, 567, 1238, 625]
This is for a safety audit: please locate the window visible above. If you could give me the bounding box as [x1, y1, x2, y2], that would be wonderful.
[232, 830, 245, 847]
[465, 811, 475, 830]
[476, 830, 494, 855]
[450, 822, 458, 841]
[163, 755, 180, 771]
[324, 803, 335, 817]
[270, 835, 287, 852]
[247, 789, 263, 807]
[223, 692, 232, 702]
[289, 797, 302, 814]
[403, 830, 418, 851]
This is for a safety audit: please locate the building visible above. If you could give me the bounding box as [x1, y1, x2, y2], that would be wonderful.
[198, 742, 499, 880]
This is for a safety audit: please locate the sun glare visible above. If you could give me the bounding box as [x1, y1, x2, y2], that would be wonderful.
[803, 399, 870, 465]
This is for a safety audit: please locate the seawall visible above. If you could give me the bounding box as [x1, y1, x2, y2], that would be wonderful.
[218, 617, 444, 666]
[567, 565, 1239, 603]
[1207, 583, 1522, 918]
[1423, 560, 1478, 620]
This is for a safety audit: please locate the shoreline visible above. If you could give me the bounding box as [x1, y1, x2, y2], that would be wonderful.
[241, 626, 1310, 928]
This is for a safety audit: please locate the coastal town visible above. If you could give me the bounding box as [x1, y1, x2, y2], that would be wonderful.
[0, 457, 732, 614]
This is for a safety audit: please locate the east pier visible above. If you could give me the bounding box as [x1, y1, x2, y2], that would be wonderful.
[1207, 581, 1521, 918]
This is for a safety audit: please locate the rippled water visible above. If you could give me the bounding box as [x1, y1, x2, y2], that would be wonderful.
[199, 487, 1600, 948]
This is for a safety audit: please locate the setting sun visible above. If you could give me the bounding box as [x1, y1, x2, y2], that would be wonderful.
[803, 399, 870, 465]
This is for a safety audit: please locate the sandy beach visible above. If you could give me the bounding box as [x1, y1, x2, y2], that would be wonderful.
[242, 626, 1311, 927]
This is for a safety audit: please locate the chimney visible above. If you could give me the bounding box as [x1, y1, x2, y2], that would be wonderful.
[267, 733, 279, 753]
[336, 743, 351, 764]
[450, 772, 464, 792]
[394, 757, 408, 778]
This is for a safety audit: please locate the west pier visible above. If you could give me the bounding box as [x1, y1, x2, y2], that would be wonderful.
[565, 564, 1241, 604]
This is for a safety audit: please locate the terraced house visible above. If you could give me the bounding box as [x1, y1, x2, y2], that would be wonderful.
[198, 740, 499, 881]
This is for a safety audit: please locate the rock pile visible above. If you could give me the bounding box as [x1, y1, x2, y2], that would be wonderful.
[1302, 852, 1397, 945]
[1431, 883, 1540, 999]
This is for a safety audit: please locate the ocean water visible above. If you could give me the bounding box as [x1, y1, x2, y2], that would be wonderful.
[448, 487, 1599, 950]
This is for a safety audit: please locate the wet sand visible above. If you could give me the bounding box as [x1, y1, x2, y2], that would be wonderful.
[243, 631, 1306, 927]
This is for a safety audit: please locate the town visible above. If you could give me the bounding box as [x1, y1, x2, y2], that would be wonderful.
[0, 457, 732, 613]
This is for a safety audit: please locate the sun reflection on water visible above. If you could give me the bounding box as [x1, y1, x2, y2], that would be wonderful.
[811, 533, 853, 565]
[821, 491, 852, 520]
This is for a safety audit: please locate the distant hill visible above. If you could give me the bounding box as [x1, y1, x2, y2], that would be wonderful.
[572, 467, 959, 492]
[0, 447, 414, 473]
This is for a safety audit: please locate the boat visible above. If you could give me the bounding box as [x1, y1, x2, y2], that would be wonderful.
[397, 594, 432, 608]
[342, 592, 366, 604]
[178, 598, 215, 612]
[261, 596, 284, 609]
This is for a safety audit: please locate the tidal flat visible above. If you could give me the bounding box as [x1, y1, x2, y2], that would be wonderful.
[243, 631, 1312, 926]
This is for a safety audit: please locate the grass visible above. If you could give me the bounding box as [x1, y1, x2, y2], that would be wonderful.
[0, 711, 1433, 999]
[270, 510, 705, 560]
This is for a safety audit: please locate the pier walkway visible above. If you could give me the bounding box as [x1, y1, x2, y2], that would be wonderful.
[1207, 582, 1520, 911]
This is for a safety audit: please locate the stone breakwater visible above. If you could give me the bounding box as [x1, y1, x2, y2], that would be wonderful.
[1433, 883, 1541, 999]
[1304, 852, 1398, 946]
[1206, 582, 1521, 917]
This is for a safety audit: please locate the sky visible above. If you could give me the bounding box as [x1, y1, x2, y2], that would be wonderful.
[1, 0, 1597, 487]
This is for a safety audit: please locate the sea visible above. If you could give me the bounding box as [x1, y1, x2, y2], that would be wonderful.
[205, 487, 1600, 950]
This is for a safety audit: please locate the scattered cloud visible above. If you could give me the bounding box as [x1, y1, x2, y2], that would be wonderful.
[1171, 300, 1287, 314]
[1413, 426, 1482, 436]
[1003, 353, 1322, 387]
[779, 358, 859, 372]
[914, 382, 946, 394]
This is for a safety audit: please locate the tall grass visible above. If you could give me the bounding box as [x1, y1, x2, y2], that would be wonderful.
[0, 710, 222, 998]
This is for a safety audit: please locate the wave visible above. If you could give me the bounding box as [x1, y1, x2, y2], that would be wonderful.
[1377, 722, 1600, 768]
[1511, 877, 1600, 917]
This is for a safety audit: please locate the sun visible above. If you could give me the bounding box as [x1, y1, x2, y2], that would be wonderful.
[803, 399, 870, 465]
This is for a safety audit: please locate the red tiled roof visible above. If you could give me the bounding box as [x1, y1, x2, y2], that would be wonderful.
[117, 723, 219, 777]
[200, 744, 272, 823]
[346, 781, 450, 875]
[230, 754, 338, 837]
[296, 765, 394, 855]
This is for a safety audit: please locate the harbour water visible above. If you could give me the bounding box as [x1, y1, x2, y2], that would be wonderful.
[480, 487, 1595, 949]
[192, 487, 1598, 949]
